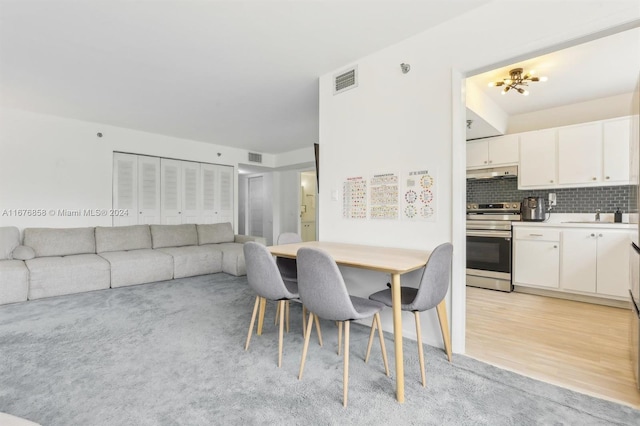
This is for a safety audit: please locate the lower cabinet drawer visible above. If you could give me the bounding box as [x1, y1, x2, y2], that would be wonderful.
[514, 227, 560, 242]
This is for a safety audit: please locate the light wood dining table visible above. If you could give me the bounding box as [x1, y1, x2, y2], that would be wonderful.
[265, 240, 448, 404]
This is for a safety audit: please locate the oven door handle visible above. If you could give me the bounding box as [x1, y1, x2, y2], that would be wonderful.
[466, 230, 512, 238]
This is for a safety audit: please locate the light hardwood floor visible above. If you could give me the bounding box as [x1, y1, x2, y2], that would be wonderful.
[465, 287, 640, 408]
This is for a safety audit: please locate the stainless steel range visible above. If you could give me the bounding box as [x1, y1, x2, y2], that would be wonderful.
[466, 202, 521, 292]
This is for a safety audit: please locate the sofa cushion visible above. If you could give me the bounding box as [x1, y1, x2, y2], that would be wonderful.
[98, 249, 174, 288]
[26, 254, 110, 300]
[197, 223, 234, 245]
[150, 224, 198, 249]
[23, 227, 96, 257]
[96, 225, 152, 253]
[0, 226, 20, 260]
[12, 245, 35, 260]
[156, 246, 223, 279]
[215, 242, 247, 276]
[0, 259, 29, 305]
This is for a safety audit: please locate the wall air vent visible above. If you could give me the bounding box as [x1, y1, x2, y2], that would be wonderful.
[333, 65, 358, 95]
[248, 152, 262, 163]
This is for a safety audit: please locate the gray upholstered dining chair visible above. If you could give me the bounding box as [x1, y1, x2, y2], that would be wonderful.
[296, 247, 390, 407]
[243, 241, 300, 368]
[275, 232, 302, 282]
[367, 242, 453, 387]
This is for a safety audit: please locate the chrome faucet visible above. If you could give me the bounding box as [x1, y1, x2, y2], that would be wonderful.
[595, 209, 601, 222]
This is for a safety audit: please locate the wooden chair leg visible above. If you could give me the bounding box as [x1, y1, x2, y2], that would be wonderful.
[298, 310, 315, 380]
[314, 314, 323, 347]
[338, 321, 343, 355]
[436, 300, 453, 362]
[245, 296, 260, 351]
[302, 305, 307, 338]
[285, 300, 290, 333]
[343, 320, 350, 408]
[278, 300, 285, 368]
[415, 311, 426, 387]
[364, 316, 377, 363]
[275, 302, 280, 325]
[375, 313, 390, 377]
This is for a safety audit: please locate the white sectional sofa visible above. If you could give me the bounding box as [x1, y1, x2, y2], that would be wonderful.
[0, 222, 265, 305]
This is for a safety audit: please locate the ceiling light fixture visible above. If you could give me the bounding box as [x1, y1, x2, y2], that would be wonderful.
[488, 68, 547, 96]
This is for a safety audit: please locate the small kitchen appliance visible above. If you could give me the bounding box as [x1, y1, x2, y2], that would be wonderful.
[521, 197, 547, 222]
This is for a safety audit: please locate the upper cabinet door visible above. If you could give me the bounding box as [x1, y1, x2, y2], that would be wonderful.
[112, 153, 139, 226]
[557, 122, 602, 185]
[518, 129, 557, 188]
[466, 140, 489, 168]
[487, 134, 519, 166]
[603, 117, 632, 184]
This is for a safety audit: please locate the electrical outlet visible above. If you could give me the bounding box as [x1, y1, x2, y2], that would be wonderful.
[548, 193, 557, 206]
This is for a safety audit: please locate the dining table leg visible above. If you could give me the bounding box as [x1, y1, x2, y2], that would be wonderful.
[257, 297, 267, 335]
[391, 272, 405, 403]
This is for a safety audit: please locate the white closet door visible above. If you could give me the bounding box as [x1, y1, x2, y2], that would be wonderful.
[201, 163, 217, 224]
[160, 159, 182, 224]
[112, 153, 138, 226]
[248, 176, 263, 237]
[181, 161, 201, 224]
[138, 156, 161, 224]
[217, 166, 234, 224]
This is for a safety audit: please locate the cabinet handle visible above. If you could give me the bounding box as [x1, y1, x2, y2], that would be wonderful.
[484, 161, 488, 164]
[590, 233, 595, 237]
[592, 177, 597, 181]
[553, 245, 557, 248]
[489, 160, 492, 164]
[550, 180, 554, 183]
[529, 233, 543, 236]
[605, 176, 610, 179]
[599, 234, 603, 237]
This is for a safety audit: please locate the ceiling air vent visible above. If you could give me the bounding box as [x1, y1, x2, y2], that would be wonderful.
[248, 152, 262, 163]
[333, 66, 358, 95]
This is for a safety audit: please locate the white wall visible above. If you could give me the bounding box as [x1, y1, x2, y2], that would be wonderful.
[0, 106, 314, 232]
[318, 1, 640, 352]
[466, 80, 509, 134]
[507, 92, 636, 133]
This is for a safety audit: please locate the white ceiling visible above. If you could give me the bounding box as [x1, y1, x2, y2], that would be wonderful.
[0, 0, 490, 155]
[466, 27, 640, 139]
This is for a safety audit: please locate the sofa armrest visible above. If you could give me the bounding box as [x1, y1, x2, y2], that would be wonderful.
[234, 235, 266, 245]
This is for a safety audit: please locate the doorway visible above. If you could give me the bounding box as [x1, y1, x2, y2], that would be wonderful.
[300, 171, 317, 241]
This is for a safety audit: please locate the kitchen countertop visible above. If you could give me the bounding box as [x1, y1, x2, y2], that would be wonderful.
[512, 213, 636, 229]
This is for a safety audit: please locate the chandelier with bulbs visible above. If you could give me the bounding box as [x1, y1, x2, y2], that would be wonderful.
[488, 68, 547, 95]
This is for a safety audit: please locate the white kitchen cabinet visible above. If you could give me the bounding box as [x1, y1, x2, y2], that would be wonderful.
[560, 229, 630, 298]
[602, 116, 632, 184]
[513, 228, 561, 289]
[466, 134, 519, 168]
[557, 122, 602, 185]
[518, 129, 557, 189]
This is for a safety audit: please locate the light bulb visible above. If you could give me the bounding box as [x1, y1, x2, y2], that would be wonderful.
[539, 76, 548, 82]
[529, 70, 536, 75]
[523, 90, 530, 96]
[504, 79, 512, 85]
[488, 82, 495, 87]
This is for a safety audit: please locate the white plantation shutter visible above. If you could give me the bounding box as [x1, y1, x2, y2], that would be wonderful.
[112, 153, 138, 226]
[138, 156, 161, 224]
[217, 166, 233, 223]
[181, 161, 200, 223]
[113, 154, 232, 226]
[161, 159, 182, 224]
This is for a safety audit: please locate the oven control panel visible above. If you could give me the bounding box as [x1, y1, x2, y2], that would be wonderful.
[467, 202, 521, 213]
